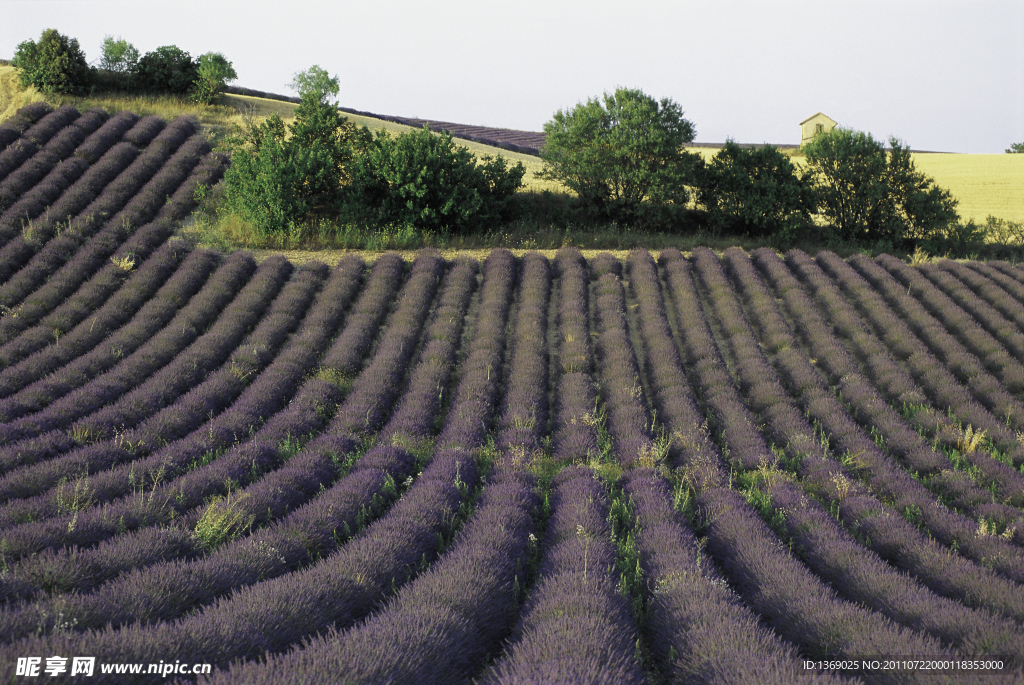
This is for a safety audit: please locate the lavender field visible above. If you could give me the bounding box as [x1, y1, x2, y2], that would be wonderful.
[1, 103, 1024, 683]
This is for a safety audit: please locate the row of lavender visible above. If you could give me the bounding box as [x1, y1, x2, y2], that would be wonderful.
[2, 240, 1024, 681]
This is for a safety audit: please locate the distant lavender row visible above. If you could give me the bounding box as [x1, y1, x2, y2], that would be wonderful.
[751, 248, 1023, 529]
[316, 253, 405, 378]
[872, 254, 1024, 412]
[816, 252, 1024, 472]
[591, 253, 652, 466]
[0, 102, 51, 151]
[0, 109, 106, 214]
[494, 252, 550, 463]
[965, 260, 1024, 313]
[658, 248, 772, 471]
[0, 105, 81, 183]
[329, 251, 445, 440]
[434, 248, 517, 451]
[921, 260, 1024, 362]
[0, 117, 199, 304]
[380, 260, 477, 445]
[0, 145, 224, 356]
[0, 244, 209, 399]
[19, 105, 83, 147]
[0, 115, 192, 288]
[551, 248, 598, 463]
[0, 142, 140, 282]
[626, 249, 723, 481]
[936, 260, 1024, 351]
[0, 135, 198, 323]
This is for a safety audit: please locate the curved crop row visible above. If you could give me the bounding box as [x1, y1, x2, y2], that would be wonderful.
[711, 247, 1024, 584]
[750, 248, 1024, 531]
[0, 111, 138, 243]
[0, 108, 106, 216]
[0, 263, 328, 556]
[0, 244, 209, 397]
[1, 255, 473, 628]
[0, 251, 518, 681]
[0, 253, 284, 479]
[827, 252, 1024, 464]
[0, 247, 224, 418]
[0, 143, 227, 357]
[872, 254, 1024, 407]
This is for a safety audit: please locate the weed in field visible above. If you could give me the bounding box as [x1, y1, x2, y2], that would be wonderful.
[110, 254, 136, 272]
[194, 490, 255, 549]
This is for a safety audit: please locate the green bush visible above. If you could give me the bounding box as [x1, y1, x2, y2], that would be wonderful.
[697, 141, 815, 240]
[223, 92, 361, 235]
[802, 128, 959, 248]
[190, 52, 237, 104]
[135, 45, 198, 95]
[11, 28, 91, 95]
[344, 126, 525, 234]
[537, 87, 700, 221]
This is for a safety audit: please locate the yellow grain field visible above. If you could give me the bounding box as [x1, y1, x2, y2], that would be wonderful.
[0, 66, 46, 122]
[912, 154, 1023, 224]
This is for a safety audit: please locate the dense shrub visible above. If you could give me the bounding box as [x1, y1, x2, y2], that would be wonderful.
[223, 95, 360, 235]
[697, 141, 815, 240]
[190, 52, 237, 105]
[537, 87, 699, 221]
[134, 45, 198, 95]
[343, 125, 525, 234]
[11, 29, 91, 95]
[802, 128, 959, 248]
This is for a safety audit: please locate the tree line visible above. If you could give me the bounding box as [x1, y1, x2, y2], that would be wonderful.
[11, 29, 237, 105]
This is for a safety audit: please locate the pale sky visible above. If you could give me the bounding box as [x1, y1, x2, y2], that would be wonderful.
[3, 0, 1022, 153]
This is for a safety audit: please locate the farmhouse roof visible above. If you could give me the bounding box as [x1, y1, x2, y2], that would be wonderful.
[800, 112, 837, 126]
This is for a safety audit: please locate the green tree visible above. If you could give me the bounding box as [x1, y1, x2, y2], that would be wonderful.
[345, 126, 525, 233]
[135, 45, 197, 95]
[802, 128, 959, 246]
[538, 87, 699, 218]
[99, 35, 139, 74]
[223, 115, 302, 236]
[287, 65, 339, 105]
[190, 52, 237, 104]
[11, 28, 91, 95]
[1007, 142, 1024, 153]
[697, 141, 815, 238]
[223, 85, 363, 234]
